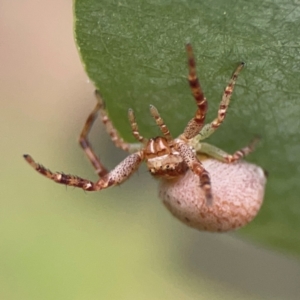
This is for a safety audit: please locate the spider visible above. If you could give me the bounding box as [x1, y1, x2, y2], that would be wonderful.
[24, 44, 266, 231]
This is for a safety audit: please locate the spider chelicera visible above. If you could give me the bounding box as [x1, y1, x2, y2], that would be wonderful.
[24, 44, 266, 229]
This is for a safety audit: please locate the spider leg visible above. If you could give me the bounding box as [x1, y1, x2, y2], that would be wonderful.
[79, 91, 143, 177]
[176, 142, 213, 205]
[198, 62, 244, 141]
[24, 154, 96, 189]
[149, 105, 173, 142]
[95, 90, 142, 152]
[128, 108, 148, 144]
[182, 43, 208, 140]
[193, 137, 259, 163]
[23, 151, 143, 191]
[79, 102, 109, 177]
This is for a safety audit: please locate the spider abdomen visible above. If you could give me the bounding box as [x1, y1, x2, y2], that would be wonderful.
[159, 158, 267, 232]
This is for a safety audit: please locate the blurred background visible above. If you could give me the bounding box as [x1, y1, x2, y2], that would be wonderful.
[1, 1, 300, 299]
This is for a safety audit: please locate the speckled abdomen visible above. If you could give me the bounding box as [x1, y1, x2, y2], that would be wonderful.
[159, 158, 267, 232]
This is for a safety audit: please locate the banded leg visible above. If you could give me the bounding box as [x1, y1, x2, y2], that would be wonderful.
[24, 154, 95, 189]
[128, 108, 148, 144]
[149, 105, 172, 142]
[198, 62, 245, 141]
[95, 90, 141, 152]
[80, 91, 142, 176]
[23, 151, 143, 191]
[183, 43, 208, 140]
[176, 142, 213, 205]
[195, 137, 259, 163]
[79, 102, 108, 177]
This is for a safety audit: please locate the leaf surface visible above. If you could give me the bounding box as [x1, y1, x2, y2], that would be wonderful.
[74, 0, 300, 256]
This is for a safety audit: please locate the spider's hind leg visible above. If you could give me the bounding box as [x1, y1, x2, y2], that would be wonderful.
[193, 137, 259, 163]
[79, 102, 108, 177]
[79, 91, 142, 177]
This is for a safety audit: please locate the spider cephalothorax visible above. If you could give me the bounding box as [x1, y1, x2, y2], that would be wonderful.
[24, 44, 266, 230]
[144, 137, 188, 179]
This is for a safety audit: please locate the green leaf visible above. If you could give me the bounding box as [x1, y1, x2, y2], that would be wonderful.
[74, 0, 300, 256]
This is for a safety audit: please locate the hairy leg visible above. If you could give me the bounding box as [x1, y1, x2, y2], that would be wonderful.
[176, 142, 213, 205]
[194, 138, 259, 163]
[149, 105, 173, 142]
[182, 43, 208, 140]
[80, 91, 142, 176]
[23, 151, 143, 191]
[95, 90, 142, 152]
[198, 62, 244, 141]
[79, 102, 109, 177]
[128, 108, 148, 144]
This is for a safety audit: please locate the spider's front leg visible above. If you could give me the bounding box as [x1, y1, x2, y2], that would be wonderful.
[175, 142, 213, 205]
[182, 44, 208, 140]
[23, 151, 143, 191]
[93, 151, 144, 190]
[198, 62, 244, 141]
